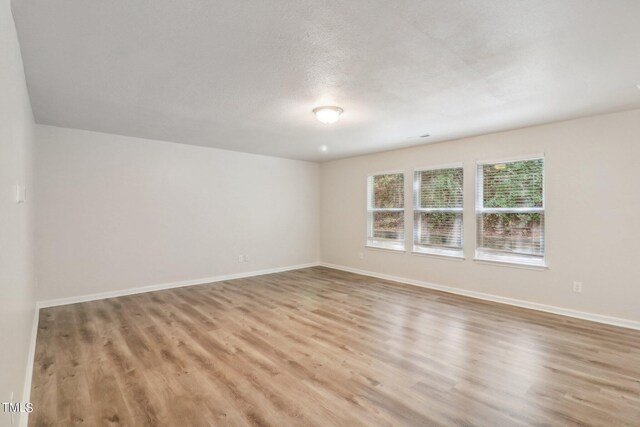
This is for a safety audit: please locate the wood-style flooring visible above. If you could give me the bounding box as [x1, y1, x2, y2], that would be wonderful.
[29, 267, 640, 426]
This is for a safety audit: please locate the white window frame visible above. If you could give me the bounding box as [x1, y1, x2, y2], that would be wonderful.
[475, 154, 547, 268]
[413, 163, 464, 259]
[366, 170, 405, 252]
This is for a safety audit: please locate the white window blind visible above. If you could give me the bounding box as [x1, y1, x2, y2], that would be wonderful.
[413, 166, 463, 257]
[476, 157, 545, 267]
[367, 172, 404, 250]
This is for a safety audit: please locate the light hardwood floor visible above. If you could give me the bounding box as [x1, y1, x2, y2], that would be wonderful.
[29, 267, 640, 426]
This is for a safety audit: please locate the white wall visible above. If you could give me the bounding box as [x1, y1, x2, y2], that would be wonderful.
[321, 109, 640, 323]
[0, 1, 36, 426]
[35, 125, 320, 301]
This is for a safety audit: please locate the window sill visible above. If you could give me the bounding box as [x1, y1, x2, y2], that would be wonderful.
[412, 249, 465, 261]
[365, 244, 406, 253]
[473, 257, 548, 271]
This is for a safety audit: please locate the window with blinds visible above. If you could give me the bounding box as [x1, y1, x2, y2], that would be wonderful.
[367, 172, 404, 250]
[476, 157, 545, 266]
[413, 166, 464, 257]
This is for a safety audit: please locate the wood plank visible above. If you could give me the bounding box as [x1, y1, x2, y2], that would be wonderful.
[29, 267, 640, 426]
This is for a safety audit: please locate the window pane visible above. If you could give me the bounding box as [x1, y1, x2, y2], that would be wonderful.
[477, 212, 544, 256]
[482, 159, 543, 208]
[415, 212, 462, 249]
[418, 168, 463, 209]
[372, 174, 404, 209]
[370, 211, 404, 240]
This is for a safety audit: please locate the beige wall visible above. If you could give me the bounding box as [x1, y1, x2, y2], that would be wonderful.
[35, 125, 320, 301]
[0, 0, 36, 425]
[320, 109, 640, 322]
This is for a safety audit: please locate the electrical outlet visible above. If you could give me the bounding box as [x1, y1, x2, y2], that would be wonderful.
[244, 255, 249, 262]
[572, 281, 583, 293]
[238, 255, 244, 263]
[358, 252, 364, 259]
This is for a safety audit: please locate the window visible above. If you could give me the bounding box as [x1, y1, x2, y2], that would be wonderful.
[476, 157, 545, 267]
[413, 166, 464, 257]
[367, 172, 404, 250]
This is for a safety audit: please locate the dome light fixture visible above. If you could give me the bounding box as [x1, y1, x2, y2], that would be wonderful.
[313, 106, 343, 124]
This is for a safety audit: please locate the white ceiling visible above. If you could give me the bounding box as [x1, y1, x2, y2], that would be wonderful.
[13, 0, 640, 162]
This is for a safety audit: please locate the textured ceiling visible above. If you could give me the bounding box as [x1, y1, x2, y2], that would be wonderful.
[12, 0, 640, 161]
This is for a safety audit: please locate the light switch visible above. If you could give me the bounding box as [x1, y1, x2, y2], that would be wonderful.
[15, 184, 25, 204]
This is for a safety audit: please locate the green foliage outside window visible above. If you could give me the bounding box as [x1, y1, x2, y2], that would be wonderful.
[373, 174, 403, 208]
[418, 168, 462, 230]
[482, 159, 543, 233]
[479, 159, 544, 254]
[371, 174, 404, 239]
[420, 168, 463, 208]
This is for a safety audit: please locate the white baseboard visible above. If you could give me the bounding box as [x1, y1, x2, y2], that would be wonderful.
[38, 262, 320, 308]
[320, 262, 640, 331]
[20, 303, 40, 427]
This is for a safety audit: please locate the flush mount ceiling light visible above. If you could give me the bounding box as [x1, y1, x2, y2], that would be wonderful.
[313, 106, 343, 124]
